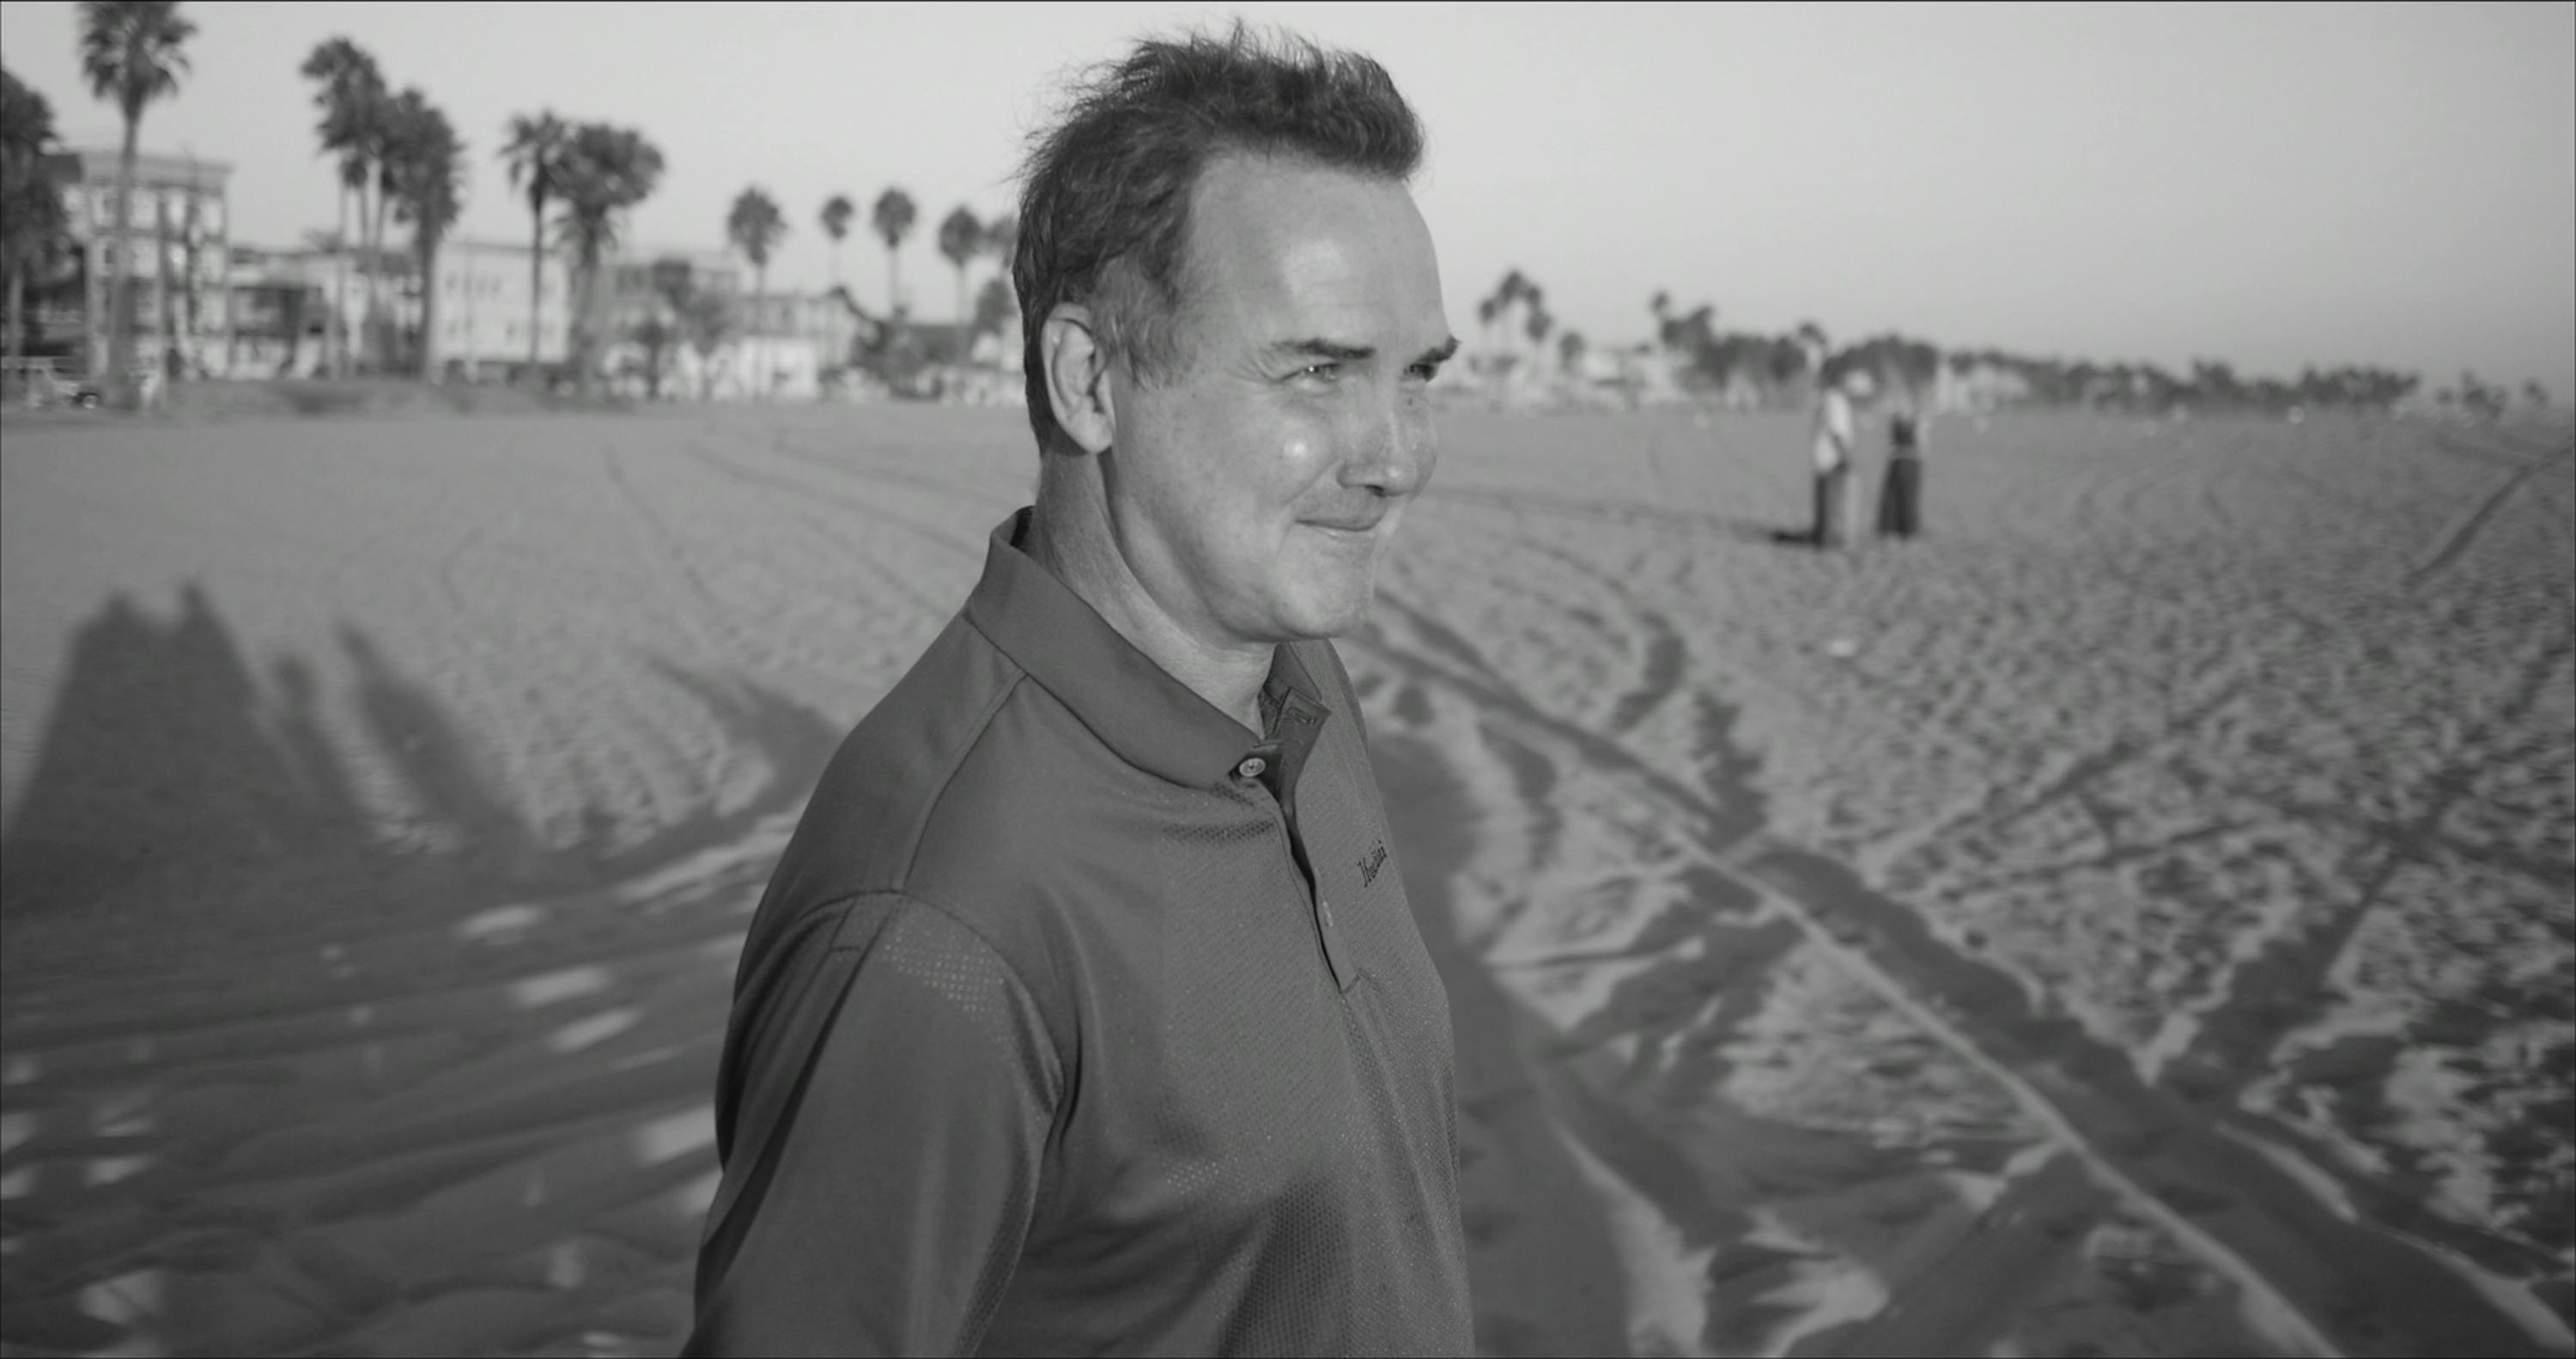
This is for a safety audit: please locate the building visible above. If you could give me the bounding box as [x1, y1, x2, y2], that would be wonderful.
[742, 288, 872, 371]
[221, 244, 329, 379]
[428, 237, 572, 380]
[608, 246, 741, 327]
[1935, 358, 2034, 413]
[35, 146, 233, 379]
[222, 241, 418, 379]
[218, 236, 569, 383]
[597, 247, 885, 401]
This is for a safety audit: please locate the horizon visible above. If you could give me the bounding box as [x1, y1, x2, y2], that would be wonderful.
[2, 0, 2569, 393]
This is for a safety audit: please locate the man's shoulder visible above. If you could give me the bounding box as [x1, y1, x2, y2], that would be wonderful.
[760, 610, 1033, 912]
[758, 605, 1170, 935]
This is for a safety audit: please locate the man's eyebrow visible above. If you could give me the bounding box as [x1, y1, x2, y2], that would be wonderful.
[1265, 336, 1462, 366]
[1268, 337, 1376, 363]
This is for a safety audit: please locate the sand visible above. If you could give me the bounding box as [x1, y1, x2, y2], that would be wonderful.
[1, 400, 2568, 1357]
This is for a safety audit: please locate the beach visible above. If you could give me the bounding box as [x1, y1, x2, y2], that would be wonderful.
[2, 401, 2569, 1357]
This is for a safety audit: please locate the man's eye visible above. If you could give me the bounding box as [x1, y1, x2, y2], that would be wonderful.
[1405, 362, 1441, 383]
[1296, 362, 1341, 383]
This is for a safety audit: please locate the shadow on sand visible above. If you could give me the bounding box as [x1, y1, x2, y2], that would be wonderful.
[0, 585, 844, 1356]
[1, 584, 835, 951]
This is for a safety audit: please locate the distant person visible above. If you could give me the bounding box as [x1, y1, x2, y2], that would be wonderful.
[684, 23, 1472, 1358]
[1812, 367, 1872, 548]
[1878, 397, 1925, 539]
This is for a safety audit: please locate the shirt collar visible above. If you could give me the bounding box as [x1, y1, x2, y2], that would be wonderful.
[963, 508, 1334, 789]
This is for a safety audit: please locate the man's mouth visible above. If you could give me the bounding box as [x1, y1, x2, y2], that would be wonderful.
[1301, 512, 1386, 535]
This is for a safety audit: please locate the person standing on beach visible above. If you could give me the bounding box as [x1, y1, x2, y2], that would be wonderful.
[1877, 397, 1925, 539]
[1812, 366, 1870, 549]
[683, 23, 1472, 1357]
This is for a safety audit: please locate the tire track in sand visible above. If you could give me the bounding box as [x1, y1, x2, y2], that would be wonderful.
[1359, 580, 2566, 1357]
[2408, 440, 2575, 587]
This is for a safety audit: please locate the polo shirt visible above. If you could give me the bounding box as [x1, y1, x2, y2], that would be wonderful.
[683, 508, 1473, 1357]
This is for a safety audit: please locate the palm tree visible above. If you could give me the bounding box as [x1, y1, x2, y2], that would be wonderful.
[675, 278, 736, 402]
[554, 121, 664, 394]
[1558, 329, 1585, 377]
[80, 0, 195, 410]
[2, 66, 72, 374]
[726, 186, 786, 397]
[1497, 269, 1529, 342]
[499, 109, 568, 376]
[1524, 302, 1552, 374]
[301, 36, 383, 379]
[971, 275, 1015, 346]
[383, 88, 462, 379]
[872, 186, 916, 319]
[982, 211, 1018, 270]
[820, 193, 854, 288]
[937, 204, 981, 334]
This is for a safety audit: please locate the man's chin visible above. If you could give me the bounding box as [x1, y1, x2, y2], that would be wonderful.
[1274, 585, 1378, 641]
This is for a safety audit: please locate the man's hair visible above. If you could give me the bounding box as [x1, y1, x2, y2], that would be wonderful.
[1012, 22, 1425, 454]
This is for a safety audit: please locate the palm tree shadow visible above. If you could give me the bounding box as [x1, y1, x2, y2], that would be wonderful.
[3, 585, 839, 953]
[0, 584, 852, 1357]
[2, 585, 378, 932]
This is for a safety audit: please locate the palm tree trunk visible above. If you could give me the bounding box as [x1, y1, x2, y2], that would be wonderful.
[287, 289, 306, 377]
[886, 251, 899, 323]
[367, 173, 391, 373]
[155, 192, 173, 390]
[5, 267, 21, 370]
[526, 199, 544, 375]
[351, 178, 369, 373]
[417, 235, 439, 380]
[106, 116, 140, 410]
[332, 185, 349, 378]
[573, 246, 595, 397]
[755, 264, 769, 399]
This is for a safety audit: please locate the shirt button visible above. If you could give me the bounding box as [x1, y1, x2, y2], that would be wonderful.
[1237, 756, 1267, 780]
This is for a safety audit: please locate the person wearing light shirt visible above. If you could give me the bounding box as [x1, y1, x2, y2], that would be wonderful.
[1811, 367, 1872, 548]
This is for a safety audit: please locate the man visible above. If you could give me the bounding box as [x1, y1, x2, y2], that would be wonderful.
[684, 24, 1472, 1357]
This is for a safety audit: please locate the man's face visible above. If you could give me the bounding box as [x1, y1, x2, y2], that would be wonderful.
[1103, 155, 1452, 649]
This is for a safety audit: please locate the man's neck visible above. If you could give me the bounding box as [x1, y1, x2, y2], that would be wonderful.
[1026, 489, 1273, 734]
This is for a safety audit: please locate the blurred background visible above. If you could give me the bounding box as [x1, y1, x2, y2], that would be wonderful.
[2, 3, 2571, 1356]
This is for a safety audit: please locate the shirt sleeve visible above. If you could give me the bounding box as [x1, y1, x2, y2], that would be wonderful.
[686, 893, 1061, 1357]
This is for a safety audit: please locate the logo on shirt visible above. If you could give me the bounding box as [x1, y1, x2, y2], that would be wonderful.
[1357, 840, 1388, 887]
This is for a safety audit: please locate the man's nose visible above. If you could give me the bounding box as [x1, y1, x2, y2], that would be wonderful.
[1340, 397, 1431, 498]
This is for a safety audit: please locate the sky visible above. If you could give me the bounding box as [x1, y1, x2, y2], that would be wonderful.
[3, 0, 2571, 393]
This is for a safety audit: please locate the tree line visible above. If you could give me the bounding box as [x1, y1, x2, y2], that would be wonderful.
[0, 4, 2550, 414]
[1473, 270, 2548, 417]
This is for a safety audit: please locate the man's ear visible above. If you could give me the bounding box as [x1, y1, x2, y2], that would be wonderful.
[1042, 303, 1116, 455]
